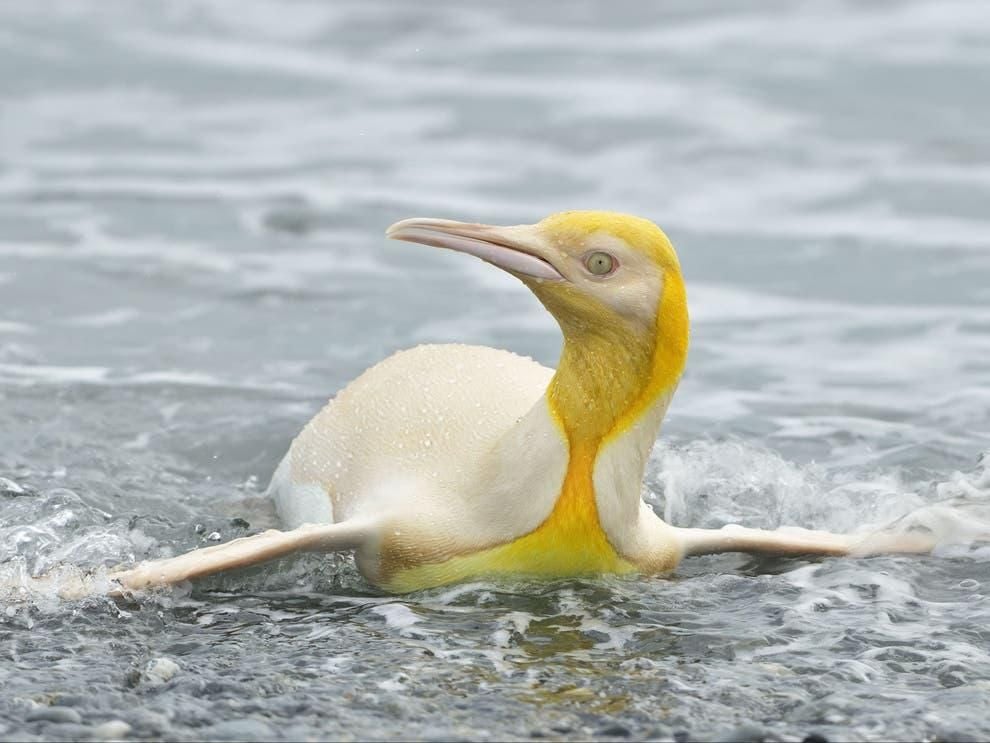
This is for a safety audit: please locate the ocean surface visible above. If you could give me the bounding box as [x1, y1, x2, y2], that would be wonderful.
[2, 1, 990, 740]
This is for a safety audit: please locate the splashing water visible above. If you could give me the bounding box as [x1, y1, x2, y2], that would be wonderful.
[653, 439, 990, 552]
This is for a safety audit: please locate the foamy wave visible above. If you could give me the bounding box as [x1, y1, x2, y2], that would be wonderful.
[651, 439, 990, 552]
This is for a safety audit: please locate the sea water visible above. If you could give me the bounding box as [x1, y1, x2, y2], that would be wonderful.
[2, 1, 990, 740]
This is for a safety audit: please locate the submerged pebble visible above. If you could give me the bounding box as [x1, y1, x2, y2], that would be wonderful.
[143, 658, 181, 685]
[90, 720, 132, 739]
[26, 706, 83, 724]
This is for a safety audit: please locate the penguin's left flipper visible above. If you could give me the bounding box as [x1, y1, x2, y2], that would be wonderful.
[675, 524, 933, 560]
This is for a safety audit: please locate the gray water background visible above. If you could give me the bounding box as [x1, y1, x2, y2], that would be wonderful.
[2, 1, 990, 740]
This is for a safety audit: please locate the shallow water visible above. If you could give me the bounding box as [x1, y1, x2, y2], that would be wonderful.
[2, 1, 990, 740]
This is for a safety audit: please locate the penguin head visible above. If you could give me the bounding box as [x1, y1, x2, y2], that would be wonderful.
[388, 210, 685, 342]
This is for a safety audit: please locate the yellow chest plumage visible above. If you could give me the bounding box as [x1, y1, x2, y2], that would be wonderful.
[379, 435, 634, 593]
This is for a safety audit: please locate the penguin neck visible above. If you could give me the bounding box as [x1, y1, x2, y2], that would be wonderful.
[541, 275, 689, 543]
[547, 274, 689, 453]
[548, 326, 655, 447]
[476, 275, 688, 558]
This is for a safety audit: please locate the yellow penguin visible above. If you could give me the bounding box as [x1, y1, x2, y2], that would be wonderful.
[96, 212, 931, 595]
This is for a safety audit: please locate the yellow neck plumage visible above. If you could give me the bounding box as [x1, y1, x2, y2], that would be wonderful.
[538, 268, 689, 557]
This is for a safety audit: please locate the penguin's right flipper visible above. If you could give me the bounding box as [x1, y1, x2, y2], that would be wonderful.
[109, 519, 377, 593]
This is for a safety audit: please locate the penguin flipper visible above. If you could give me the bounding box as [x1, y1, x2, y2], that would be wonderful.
[675, 524, 933, 559]
[109, 519, 377, 592]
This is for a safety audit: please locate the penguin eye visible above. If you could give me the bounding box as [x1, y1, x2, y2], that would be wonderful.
[584, 251, 615, 277]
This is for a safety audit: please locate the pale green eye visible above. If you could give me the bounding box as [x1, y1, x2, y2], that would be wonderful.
[584, 251, 615, 276]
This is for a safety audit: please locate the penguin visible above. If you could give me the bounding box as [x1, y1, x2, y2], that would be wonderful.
[106, 211, 931, 596]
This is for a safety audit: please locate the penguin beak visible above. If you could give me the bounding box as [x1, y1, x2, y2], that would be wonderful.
[386, 218, 565, 282]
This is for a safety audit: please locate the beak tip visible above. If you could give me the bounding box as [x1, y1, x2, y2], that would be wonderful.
[386, 217, 426, 241]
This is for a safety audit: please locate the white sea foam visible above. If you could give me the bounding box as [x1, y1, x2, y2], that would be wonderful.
[652, 438, 990, 554]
